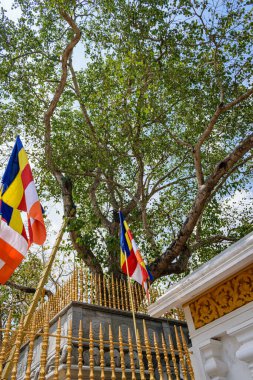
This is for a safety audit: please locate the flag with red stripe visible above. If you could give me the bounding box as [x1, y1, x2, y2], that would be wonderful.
[1, 136, 46, 245]
[0, 136, 46, 283]
[119, 211, 152, 297]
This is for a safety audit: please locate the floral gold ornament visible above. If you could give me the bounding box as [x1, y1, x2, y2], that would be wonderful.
[188, 264, 253, 329]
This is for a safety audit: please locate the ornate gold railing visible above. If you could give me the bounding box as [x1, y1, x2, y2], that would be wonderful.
[0, 309, 194, 380]
[30, 268, 185, 335]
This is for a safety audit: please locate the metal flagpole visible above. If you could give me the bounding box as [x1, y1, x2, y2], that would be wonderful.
[2, 217, 69, 379]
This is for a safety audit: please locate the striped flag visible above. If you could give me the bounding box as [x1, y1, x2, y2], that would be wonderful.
[0, 136, 46, 284]
[119, 211, 152, 297]
[0, 201, 28, 284]
[1, 136, 46, 245]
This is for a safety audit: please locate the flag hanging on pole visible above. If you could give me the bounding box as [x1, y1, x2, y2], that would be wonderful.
[119, 210, 152, 297]
[0, 136, 46, 284]
[1, 136, 46, 245]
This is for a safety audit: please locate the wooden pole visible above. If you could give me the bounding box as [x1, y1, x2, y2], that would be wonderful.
[1, 217, 69, 379]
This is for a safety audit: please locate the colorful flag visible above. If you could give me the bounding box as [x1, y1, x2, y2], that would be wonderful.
[0, 136, 46, 284]
[0, 201, 28, 284]
[1, 136, 46, 245]
[119, 211, 151, 296]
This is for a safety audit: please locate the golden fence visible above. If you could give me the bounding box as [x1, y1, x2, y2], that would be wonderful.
[0, 309, 194, 380]
[23, 269, 185, 338]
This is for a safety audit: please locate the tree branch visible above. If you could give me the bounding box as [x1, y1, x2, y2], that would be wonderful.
[4, 281, 53, 297]
[149, 133, 253, 278]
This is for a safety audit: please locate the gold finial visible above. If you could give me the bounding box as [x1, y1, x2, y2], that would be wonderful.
[123, 280, 129, 310]
[10, 315, 24, 380]
[108, 277, 112, 308]
[90, 273, 94, 304]
[118, 326, 126, 380]
[38, 306, 50, 380]
[84, 269, 89, 303]
[24, 317, 36, 380]
[66, 320, 73, 380]
[109, 325, 116, 380]
[0, 311, 12, 376]
[161, 333, 172, 380]
[99, 274, 102, 306]
[111, 274, 116, 309]
[79, 268, 84, 302]
[78, 320, 83, 380]
[143, 320, 155, 380]
[180, 326, 195, 380]
[103, 275, 107, 307]
[127, 328, 136, 380]
[89, 321, 94, 380]
[116, 278, 120, 309]
[168, 334, 180, 380]
[136, 329, 145, 380]
[174, 326, 187, 379]
[53, 318, 62, 380]
[99, 323, 105, 380]
[153, 332, 163, 380]
[120, 279, 125, 310]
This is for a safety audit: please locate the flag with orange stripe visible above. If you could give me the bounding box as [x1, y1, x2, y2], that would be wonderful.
[0, 136, 46, 284]
[1, 136, 46, 245]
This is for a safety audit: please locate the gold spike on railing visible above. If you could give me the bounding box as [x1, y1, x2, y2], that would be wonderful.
[161, 334, 172, 380]
[136, 329, 145, 380]
[84, 270, 89, 303]
[79, 268, 84, 302]
[24, 317, 36, 380]
[89, 321, 94, 380]
[174, 326, 187, 380]
[74, 268, 78, 301]
[66, 320, 73, 380]
[128, 328, 136, 380]
[78, 320, 83, 380]
[180, 326, 195, 380]
[116, 278, 120, 309]
[103, 275, 107, 307]
[94, 273, 98, 305]
[0, 311, 12, 376]
[53, 318, 62, 380]
[168, 334, 180, 380]
[99, 323, 105, 380]
[67, 278, 72, 304]
[38, 306, 50, 380]
[90, 273, 94, 304]
[123, 280, 129, 310]
[143, 320, 155, 380]
[108, 277, 112, 308]
[153, 332, 163, 380]
[10, 315, 24, 380]
[109, 324, 116, 380]
[120, 279, 125, 310]
[99, 274, 102, 306]
[118, 326, 126, 380]
[112, 274, 116, 309]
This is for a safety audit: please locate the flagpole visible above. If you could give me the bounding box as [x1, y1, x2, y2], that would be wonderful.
[2, 217, 69, 379]
[124, 249, 138, 344]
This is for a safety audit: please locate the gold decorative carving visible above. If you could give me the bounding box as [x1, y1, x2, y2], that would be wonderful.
[189, 264, 253, 329]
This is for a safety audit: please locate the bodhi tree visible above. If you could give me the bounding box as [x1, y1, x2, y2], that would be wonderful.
[0, 0, 252, 285]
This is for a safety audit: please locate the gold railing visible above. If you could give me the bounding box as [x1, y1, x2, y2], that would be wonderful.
[0, 310, 194, 380]
[29, 269, 184, 336]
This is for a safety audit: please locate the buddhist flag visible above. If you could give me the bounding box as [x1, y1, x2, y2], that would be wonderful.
[0, 136, 46, 284]
[119, 211, 152, 296]
[1, 136, 46, 245]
